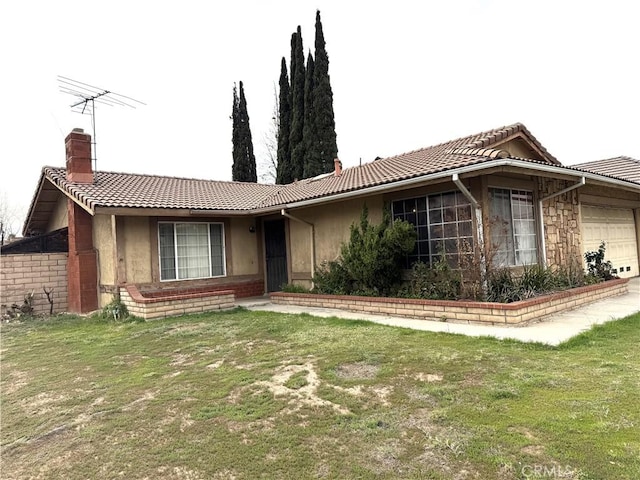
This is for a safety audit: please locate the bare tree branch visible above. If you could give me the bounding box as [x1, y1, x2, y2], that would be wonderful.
[257, 82, 279, 184]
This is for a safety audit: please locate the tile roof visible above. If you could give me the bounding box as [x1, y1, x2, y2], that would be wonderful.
[256, 123, 555, 207]
[28, 122, 566, 226]
[43, 167, 283, 211]
[572, 156, 640, 184]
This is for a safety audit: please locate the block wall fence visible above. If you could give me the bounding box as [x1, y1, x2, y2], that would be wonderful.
[1, 253, 68, 315]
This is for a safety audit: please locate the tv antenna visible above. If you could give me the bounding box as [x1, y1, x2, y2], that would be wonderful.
[58, 75, 146, 177]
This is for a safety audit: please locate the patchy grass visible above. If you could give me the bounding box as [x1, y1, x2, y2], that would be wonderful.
[1, 310, 639, 479]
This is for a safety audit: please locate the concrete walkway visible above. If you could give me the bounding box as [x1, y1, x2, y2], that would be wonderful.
[237, 278, 640, 346]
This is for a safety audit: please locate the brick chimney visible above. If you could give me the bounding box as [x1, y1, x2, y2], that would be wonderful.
[64, 128, 98, 313]
[65, 128, 93, 183]
[334, 158, 342, 177]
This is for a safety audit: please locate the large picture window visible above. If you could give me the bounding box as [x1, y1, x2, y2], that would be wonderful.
[392, 191, 474, 268]
[159, 222, 226, 281]
[488, 188, 537, 266]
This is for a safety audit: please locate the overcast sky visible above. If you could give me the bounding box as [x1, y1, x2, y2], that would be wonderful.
[2, 0, 639, 234]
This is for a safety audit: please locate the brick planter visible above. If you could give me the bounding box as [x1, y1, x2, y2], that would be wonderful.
[270, 278, 629, 325]
[120, 285, 235, 320]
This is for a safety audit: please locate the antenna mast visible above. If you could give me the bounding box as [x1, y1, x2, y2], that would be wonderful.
[58, 76, 145, 179]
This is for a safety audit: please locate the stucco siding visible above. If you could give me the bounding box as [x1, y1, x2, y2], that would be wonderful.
[124, 216, 153, 284]
[229, 217, 260, 276]
[46, 195, 68, 232]
[288, 196, 384, 280]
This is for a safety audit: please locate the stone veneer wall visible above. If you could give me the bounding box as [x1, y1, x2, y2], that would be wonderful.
[538, 178, 582, 269]
[120, 285, 235, 320]
[271, 278, 628, 325]
[1, 253, 68, 315]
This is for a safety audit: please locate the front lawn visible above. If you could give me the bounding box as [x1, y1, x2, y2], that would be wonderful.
[2, 310, 639, 479]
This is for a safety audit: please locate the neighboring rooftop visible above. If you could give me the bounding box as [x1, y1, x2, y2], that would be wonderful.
[573, 156, 640, 184]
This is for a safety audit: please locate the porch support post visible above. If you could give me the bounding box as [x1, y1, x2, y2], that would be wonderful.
[281, 209, 315, 289]
[452, 174, 487, 293]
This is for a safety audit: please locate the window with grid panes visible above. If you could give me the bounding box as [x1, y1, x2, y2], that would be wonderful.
[392, 191, 474, 268]
[488, 188, 537, 266]
[158, 222, 226, 280]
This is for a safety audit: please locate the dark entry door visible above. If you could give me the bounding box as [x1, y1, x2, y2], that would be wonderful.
[264, 219, 288, 292]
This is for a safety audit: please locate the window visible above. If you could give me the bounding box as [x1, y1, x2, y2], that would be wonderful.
[488, 188, 537, 266]
[158, 222, 226, 281]
[392, 191, 474, 268]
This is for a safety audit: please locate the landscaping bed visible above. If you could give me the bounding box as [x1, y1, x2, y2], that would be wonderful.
[271, 278, 629, 325]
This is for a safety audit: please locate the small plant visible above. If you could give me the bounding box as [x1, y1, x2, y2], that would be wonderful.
[280, 283, 311, 294]
[584, 242, 617, 281]
[101, 296, 129, 321]
[7, 292, 35, 318]
[486, 269, 524, 303]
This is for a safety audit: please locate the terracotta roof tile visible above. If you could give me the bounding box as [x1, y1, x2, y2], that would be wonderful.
[44, 167, 283, 211]
[572, 156, 640, 184]
[38, 123, 560, 215]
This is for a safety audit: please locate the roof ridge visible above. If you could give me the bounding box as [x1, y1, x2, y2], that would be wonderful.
[374, 122, 524, 163]
[448, 146, 510, 159]
[464, 123, 523, 149]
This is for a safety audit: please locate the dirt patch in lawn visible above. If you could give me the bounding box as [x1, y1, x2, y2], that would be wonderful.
[3, 368, 28, 394]
[256, 361, 350, 415]
[335, 362, 380, 380]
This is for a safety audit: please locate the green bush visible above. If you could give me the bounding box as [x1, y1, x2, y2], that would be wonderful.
[402, 257, 461, 300]
[313, 205, 416, 296]
[584, 241, 617, 281]
[313, 260, 352, 295]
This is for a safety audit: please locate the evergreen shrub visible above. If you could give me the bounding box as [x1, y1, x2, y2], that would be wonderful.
[313, 206, 415, 296]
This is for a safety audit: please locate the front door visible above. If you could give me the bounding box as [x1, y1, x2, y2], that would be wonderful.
[264, 219, 288, 292]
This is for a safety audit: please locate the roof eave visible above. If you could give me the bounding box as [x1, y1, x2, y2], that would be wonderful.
[268, 159, 640, 212]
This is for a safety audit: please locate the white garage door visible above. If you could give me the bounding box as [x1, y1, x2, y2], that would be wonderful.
[582, 205, 639, 278]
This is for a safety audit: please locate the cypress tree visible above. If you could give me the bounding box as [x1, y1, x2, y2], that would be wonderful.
[231, 81, 257, 183]
[302, 52, 319, 178]
[276, 58, 293, 184]
[289, 26, 306, 182]
[311, 10, 338, 174]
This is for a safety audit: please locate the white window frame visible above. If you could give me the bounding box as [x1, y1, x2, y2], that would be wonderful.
[488, 188, 538, 267]
[158, 222, 227, 281]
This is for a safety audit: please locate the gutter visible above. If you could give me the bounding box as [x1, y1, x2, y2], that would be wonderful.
[538, 176, 586, 267]
[280, 209, 315, 288]
[253, 158, 639, 215]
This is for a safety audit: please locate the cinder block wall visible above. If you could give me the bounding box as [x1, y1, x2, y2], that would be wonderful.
[0, 253, 68, 315]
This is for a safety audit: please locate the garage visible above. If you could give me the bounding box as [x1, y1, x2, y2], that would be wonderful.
[581, 205, 639, 278]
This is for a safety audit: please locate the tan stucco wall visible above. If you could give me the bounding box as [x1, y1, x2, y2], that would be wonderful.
[288, 196, 384, 282]
[229, 217, 260, 276]
[123, 217, 153, 284]
[92, 214, 115, 308]
[46, 196, 68, 232]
